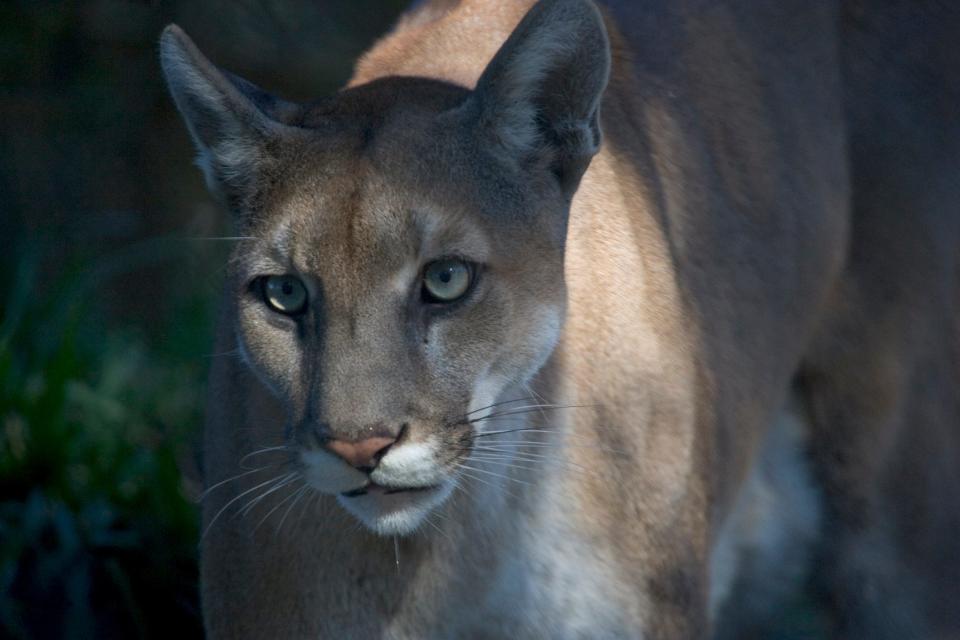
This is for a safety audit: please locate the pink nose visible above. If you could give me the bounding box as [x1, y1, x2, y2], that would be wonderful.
[325, 436, 397, 470]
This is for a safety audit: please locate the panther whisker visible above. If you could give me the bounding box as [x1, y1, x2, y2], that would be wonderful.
[449, 477, 481, 507]
[470, 427, 560, 438]
[475, 432, 632, 457]
[467, 453, 602, 478]
[468, 403, 589, 424]
[458, 463, 536, 487]
[522, 382, 555, 420]
[475, 440, 632, 457]
[470, 426, 597, 440]
[295, 491, 325, 535]
[461, 397, 537, 418]
[454, 470, 522, 502]
[198, 465, 275, 502]
[423, 514, 452, 542]
[236, 471, 300, 519]
[251, 479, 305, 533]
[469, 447, 582, 464]
[275, 485, 311, 536]
[238, 445, 293, 468]
[466, 455, 563, 475]
[201, 471, 296, 541]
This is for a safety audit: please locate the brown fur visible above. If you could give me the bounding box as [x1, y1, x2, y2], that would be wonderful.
[161, 0, 960, 637]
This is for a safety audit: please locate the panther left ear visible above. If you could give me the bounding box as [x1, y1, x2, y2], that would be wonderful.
[469, 0, 611, 199]
[159, 25, 297, 216]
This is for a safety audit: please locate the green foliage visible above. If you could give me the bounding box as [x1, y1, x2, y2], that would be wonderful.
[0, 241, 211, 639]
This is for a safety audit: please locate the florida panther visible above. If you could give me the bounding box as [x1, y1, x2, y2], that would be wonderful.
[161, 0, 960, 637]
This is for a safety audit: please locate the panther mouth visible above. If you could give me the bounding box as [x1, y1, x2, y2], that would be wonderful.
[336, 480, 453, 535]
[341, 482, 439, 498]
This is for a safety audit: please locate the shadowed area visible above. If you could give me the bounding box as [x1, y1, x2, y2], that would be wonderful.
[0, 1, 405, 637]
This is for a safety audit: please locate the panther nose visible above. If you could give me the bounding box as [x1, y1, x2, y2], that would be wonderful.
[325, 436, 397, 472]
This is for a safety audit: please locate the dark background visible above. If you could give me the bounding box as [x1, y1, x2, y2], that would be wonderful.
[0, 1, 406, 637]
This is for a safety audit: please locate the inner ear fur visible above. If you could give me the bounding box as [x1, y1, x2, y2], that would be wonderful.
[470, 0, 611, 198]
[159, 25, 294, 210]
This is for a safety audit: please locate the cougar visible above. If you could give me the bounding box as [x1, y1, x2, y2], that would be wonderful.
[160, 0, 960, 637]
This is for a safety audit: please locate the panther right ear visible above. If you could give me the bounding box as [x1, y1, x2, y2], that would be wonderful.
[468, 0, 610, 200]
[159, 25, 294, 210]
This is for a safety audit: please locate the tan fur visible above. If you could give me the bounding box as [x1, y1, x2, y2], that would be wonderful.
[161, 0, 960, 637]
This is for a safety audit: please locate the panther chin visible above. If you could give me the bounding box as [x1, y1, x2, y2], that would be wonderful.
[336, 481, 455, 536]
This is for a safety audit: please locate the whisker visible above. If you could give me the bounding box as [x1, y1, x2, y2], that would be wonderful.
[201, 472, 294, 540]
[251, 479, 304, 533]
[455, 470, 523, 501]
[470, 447, 571, 462]
[489, 442, 630, 457]
[458, 464, 536, 487]
[430, 507, 451, 522]
[464, 455, 551, 474]
[471, 427, 556, 438]
[275, 485, 311, 536]
[522, 382, 553, 425]
[424, 514, 451, 542]
[461, 397, 536, 418]
[450, 477, 482, 506]
[469, 448, 570, 464]
[471, 427, 602, 442]
[469, 403, 589, 424]
[522, 382, 553, 408]
[477, 403, 591, 418]
[294, 491, 321, 532]
[198, 466, 273, 502]
[468, 449, 565, 465]
[239, 445, 292, 468]
[475, 439, 603, 449]
[472, 443, 595, 458]
[237, 472, 300, 518]
[467, 452, 602, 478]
[475, 431, 631, 456]
[293, 492, 320, 529]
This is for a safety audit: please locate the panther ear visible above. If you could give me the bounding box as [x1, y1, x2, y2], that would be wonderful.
[470, 0, 610, 198]
[159, 25, 293, 209]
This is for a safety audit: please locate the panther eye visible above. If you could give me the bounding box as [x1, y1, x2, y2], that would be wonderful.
[422, 259, 472, 303]
[262, 275, 308, 314]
